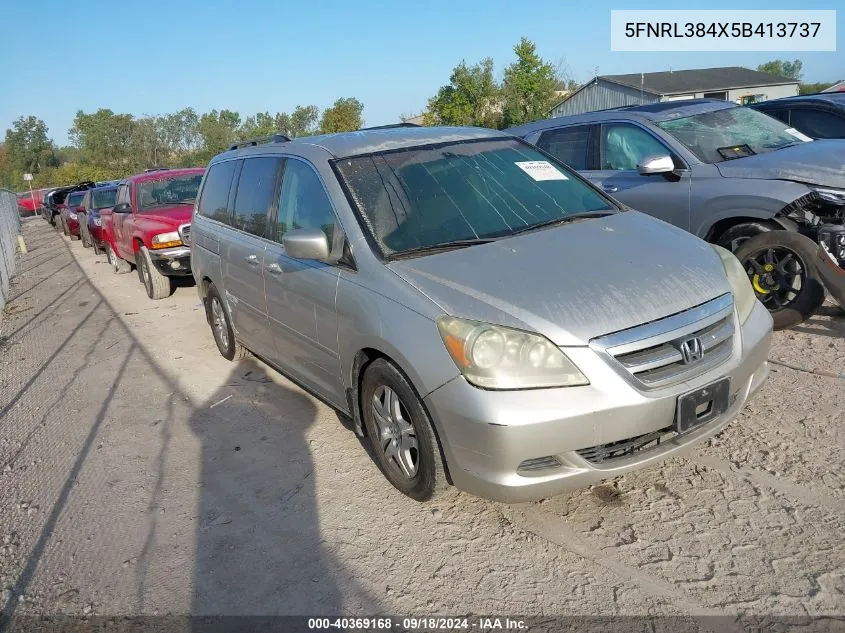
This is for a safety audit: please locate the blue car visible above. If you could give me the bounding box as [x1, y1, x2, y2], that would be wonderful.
[79, 184, 119, 255]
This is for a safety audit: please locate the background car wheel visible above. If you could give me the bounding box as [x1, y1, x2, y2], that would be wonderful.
[92, 241, 102, 255]
[106, 244, 132, 275]
[137, 246, 172, 300]
[205, 284, 249, 361]
[80, 218, 91, 248]
[733, 230, 826, 330]
[716, 221, 779, 252]
[360, 358, 447, 502]
[60, 217, 69, 236]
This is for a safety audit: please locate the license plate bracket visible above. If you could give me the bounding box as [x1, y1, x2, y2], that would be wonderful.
[675, 378, 731, 434]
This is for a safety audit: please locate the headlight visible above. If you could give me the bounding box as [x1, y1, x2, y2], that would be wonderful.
[811, 186, 845, 205]
[150, 231, 182, 249]
[711, 245, 756, 324]
[69, 212, 77, 220]
[436, 316, 588, 390]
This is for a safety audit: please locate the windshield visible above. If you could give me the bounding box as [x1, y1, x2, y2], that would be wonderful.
[92, 188, 117, 209]
[136, 173, 202, 211]
[335, 139, 614, 257]
[656, 106, 811, 163]
[67, 192, 85, 207]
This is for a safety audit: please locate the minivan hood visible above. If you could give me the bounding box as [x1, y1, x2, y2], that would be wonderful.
[387, 211, 731, 346]
[137, 206, 193, 226]
[715, 139, 845, 188]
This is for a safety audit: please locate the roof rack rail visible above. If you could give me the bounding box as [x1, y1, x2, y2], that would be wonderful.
[360, 122, 422, 131]
[229, 133, 292, 151]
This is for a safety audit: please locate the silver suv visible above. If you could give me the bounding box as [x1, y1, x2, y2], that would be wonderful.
[190, 126, 772, 503]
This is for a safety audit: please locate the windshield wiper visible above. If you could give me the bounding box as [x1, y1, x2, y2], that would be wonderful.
[510, 211, 615, 236]
[391, 237, 498, 258]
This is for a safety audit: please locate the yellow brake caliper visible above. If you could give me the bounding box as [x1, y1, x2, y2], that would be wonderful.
[751, 263, 776, 294]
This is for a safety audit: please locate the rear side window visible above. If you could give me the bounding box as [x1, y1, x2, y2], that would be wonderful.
[274, 159, 336, 244]
[789, 108, 845, 139]
[197, 160, 237, 225]
[232, 157, 282, 237]
[537, 125, 591, 170]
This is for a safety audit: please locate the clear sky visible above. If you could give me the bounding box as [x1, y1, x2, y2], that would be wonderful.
[1, 0, 842, 145]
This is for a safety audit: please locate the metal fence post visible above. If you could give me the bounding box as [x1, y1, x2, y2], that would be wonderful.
[0, 188, 23, 313]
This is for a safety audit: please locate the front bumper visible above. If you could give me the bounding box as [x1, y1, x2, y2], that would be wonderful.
[424, 300, 773, 503]
[66, 216, 80, 235]
[148, 245, 192, 276]
[89, 224, 105, 244]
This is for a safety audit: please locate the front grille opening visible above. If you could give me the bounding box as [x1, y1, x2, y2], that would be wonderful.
[576, 426, 675, 464]
[517, 456, 563, 474]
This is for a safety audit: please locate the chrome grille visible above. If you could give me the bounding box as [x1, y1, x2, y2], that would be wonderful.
[179, 223, 191, 245]
[591, 294, 735, 389]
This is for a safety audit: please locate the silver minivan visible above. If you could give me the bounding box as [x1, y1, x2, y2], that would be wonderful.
[190, 126, 772, 503]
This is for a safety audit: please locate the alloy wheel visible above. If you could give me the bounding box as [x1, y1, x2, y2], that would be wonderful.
[371, 385, 419, 480]
[211, 297, 229, 349]
[744, 246, 806, 309]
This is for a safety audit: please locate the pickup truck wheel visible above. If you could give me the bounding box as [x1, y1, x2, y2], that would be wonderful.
[360, 358, 448, 502]
[137, 247, 172, 300]
[106, 244, 132, 275]
[733, 231, 826, 330]
[206, 284, 249, 361]
[60, 217, 69, 236]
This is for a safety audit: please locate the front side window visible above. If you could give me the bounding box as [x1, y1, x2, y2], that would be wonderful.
[537, 125, 591, 170]
[136, 173, 203, 212]
[92, 188, 117, 209]
[275, 159, 336, 244]
[656, 106, 810, 163]
[232, 157, 282, 237]
[197, 161, 236, 225]
[335, 138, 614, 257]
[601, 123, 671, 170]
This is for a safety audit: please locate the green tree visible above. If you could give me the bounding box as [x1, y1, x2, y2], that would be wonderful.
[319, 98, 364, 134]
[239, 112, 277, 139]
[158, 108, 200, 155]
[3, 116, 58, 175]
[197, 109, 242, 158]
[501, 38, 558, 127]
[69, 109, 135, 168]
[799, 81, 836, 95]
[424, 58, 500, 128]
[757, 59, 804, 80]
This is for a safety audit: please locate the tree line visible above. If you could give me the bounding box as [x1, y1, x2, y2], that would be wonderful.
[0, 98, 364, 190]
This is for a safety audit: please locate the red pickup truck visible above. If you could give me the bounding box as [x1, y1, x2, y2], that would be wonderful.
[101, 168, 205, 299]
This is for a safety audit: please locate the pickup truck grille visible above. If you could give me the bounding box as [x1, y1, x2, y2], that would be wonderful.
[178, 223, 191, 245]
[590, 294, 735, 389]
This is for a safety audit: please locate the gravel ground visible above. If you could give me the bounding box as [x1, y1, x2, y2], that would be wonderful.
[0, 219, 843, 629]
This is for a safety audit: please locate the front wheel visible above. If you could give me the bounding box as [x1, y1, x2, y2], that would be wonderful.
[733, 231, 826, 330]
[106, 243, 132, 275]
[136, 247, 172, 300]
[360, 358, 448, 502]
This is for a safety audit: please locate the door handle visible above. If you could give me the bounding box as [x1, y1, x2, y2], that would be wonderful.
[244, 254, 259, 266]
[602, 185, 618, 193]
[265, 262, 282, 275]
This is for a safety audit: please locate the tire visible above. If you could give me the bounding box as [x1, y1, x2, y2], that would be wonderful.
[106, 243, 132, 275]
[715, 221, 779, 253]
[92, 241, 102, 256]
[60, 216, 69, 236]
[136, 246, 172, 300]
[360, 358, 448, 501]
[733, 230, 826, 330]
[80, 216, 91, 248]
[206, 284, 249, 361]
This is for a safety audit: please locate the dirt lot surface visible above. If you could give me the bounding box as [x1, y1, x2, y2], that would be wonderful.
[0, 219, 843, 629]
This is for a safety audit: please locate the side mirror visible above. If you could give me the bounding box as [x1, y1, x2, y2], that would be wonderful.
[638, 154, 675, 175]
[113, 202, 132, 214]
[283, 228, 330, 261]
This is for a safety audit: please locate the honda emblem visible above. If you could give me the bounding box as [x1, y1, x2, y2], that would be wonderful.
[680, 337, 704, 364]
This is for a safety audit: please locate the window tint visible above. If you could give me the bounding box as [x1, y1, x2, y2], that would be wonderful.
[275, 159, 336, 244]
[601, 123, 671, 170]
[762, 107, 790, 125]
[789, 108, 845, 139]
[537, 126, 590, 170]
[197, 160, 237, 225]
[232, 157, 281, 237]
[116, 184, 130, 206]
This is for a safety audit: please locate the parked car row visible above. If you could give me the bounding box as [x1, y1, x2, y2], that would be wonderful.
[49, 101, 843, 503]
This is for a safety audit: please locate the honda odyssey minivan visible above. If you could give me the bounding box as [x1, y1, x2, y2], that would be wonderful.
[190, 126, 772, 503]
